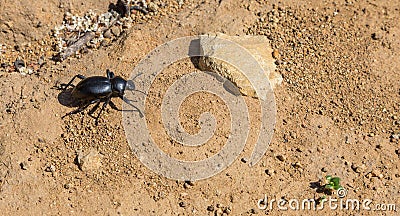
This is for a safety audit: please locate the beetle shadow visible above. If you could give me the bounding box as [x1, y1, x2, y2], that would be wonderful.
[57, 88, 80, 108]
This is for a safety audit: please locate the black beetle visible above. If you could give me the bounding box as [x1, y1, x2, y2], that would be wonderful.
[61, 69, 143, 124]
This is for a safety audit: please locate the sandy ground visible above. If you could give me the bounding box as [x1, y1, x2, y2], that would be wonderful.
[0, 0, 399, 215]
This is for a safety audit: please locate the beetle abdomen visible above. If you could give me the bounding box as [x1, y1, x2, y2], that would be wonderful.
[72, 76, 112, 100]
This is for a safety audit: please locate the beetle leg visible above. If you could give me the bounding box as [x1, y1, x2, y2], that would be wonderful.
[62, 101, 91, 118]
[94, 97, 111, 125]
[88, 99, 102, 116]
[109, 100, 121, 111]
[62, 74, 86, 91]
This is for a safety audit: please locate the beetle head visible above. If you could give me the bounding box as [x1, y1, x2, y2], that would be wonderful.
[125, 80, 136, 91]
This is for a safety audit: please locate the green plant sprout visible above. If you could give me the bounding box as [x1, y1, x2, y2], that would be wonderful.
[324, 175, 343, 191]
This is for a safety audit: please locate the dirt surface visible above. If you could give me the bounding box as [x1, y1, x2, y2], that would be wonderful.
[0, 0, 399, 215]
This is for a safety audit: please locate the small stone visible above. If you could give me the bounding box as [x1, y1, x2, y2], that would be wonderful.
[265, 169, 275, 176]
[183, 182, 191, 189]
[76, 149, 102, 171]
[276, 155, 286, 162]
[272, 49, 280, 59]
[20, 162, 28, 170]
[179, 201, 186, 208]
[104, 30, 112, 38]
[110, 26, 121, 37]
[1, 63, 9, 68]
[371, 32, 382, 40]
[147, 2, 159, 12]
[207, 205, 215, 211]
[249, 208, 258, 214]
[241, 158, 248, 163]
[351, 164, 366, 174]
[391, 133, 400, 140]
[45, 165, 56, 172]
[185, 180, 194, 186]
[292, 162, 302, 168]
[371, 170, 384, 179]
[223, 207, 232, 214]
[215, 208, 224, 216]
[14, 59, 25, 70]
[321, 167, 327, 172]
[368, 133, 375, 137]
[38, 56, 46, 66]
[64, 183, 71, 189]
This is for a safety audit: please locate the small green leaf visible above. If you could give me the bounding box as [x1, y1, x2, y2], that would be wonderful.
[331, 177, 341, 185]
[325, 175, 332, 181]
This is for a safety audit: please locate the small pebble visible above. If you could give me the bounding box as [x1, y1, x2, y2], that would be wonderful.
[371, 170, 384, 179]
[241, 158, 248, 163]
[20, 162, 28, 170]
[265, 169, 274, 176]
[207, 205, 214, 211]
[272, 49, 280, 59]
[14, 59, 25, 70]
[104, 30, 112, 38]
[276, 155, 286, 162]
[1, 63, 9, 68]
[223, 207, 232, 214]
[321, 167, 327, 172]
[45, 165, 56, 172]
[249, 208, 258, 214]
[292, 162, 302, 168]
[183, 182, 191, 189]
[371, 32, 382, 40]
[110, 26, 121, 37]
[179, 201, 186, 208]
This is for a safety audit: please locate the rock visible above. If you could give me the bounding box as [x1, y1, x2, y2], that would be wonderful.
[215, 208, 224, 216]
[64, 183, 71, 189]
[265, 169, 275, 176]
[241, 158, 248, 163]
[276, 155, 286, 162]
[351, 163, 366, 174]
[321, 167, 327, 172]
[371, 170, 384, 179]
[196, 33, 283, 98]
[292, 162, 302, 168]
[371, 32, 382, 40]
[1, 63, 9, 68]
[14, 59, 25, 70]
[76, 149, 102, 171]
[223, 207, 232, 214]
[179, 201, 186, 207]
[183, 182, 192, 189]
[103, 30, 112, 38]
[249, 208, 258, 214]
[45, 165, 56, 172]
[207, 205, 215, 211]
[148, 2, 159, 12]
[38, 56, 46, 66]
[20, 162, 28, 170]
[110, 26, 121, 37]
[272, 49, 280, 59]
[391, 133, 400, 140]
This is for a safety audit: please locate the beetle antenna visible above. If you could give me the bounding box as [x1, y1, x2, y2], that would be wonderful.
[132, 72, 143, 80]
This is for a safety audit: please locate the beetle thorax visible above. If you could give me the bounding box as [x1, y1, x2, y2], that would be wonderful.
[111, 77, 127, 96]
